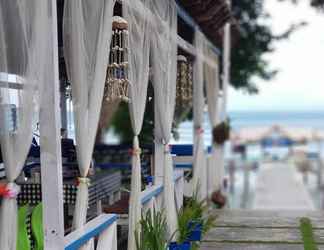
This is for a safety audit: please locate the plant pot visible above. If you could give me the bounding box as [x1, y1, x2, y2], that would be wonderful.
[169, 241, 191, 250]
[145, 175, 154, 185]
[212, 121, 230, 145]
[211, 190, 226, 208]
[187, 221, 202, 241]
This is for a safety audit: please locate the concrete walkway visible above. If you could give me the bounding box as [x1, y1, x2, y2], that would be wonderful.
[253, 162, 315, 210]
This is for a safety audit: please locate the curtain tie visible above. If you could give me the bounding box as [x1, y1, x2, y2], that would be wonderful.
[76, 177, 90, 186]
[164, 144, 171, 154]
[129, 148, 142, 156]
[0, 182, 20, 199]
[196, 127, 204, 134]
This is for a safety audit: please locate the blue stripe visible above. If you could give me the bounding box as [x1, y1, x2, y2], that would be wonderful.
[65, 215, 117, 250]
[171, 144, 193, 156]
[175, 163, 192, 169]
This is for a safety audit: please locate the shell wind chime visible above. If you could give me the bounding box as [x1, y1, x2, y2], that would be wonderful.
[104, 16, 130, 103]
[176, 55, 193, 104]
[174, 55, 193, 125]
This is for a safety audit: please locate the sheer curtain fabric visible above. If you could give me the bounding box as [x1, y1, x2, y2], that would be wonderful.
[204, 51, 221, 192]
[192, 31, 207, 200]
[0, 1, 49, 249]
[63, 0, 115, 241]
[123, 0, 151, 249]
[150, 0, 178, 238]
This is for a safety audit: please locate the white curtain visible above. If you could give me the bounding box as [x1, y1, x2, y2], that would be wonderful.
[192, 31, 207, 200]
[0, 1, 48, 249]
[123, 0, 151, 249]
[205, 52, 221, 192]
[63, 0, 115, 239]
[150, 0, 178, 238]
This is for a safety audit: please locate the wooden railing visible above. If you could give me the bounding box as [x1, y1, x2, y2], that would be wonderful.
[64, 214, 117, 250]
[63, 170, 184, 250]
[141, 169, 184, 212]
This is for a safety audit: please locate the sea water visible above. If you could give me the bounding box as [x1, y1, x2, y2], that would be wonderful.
[171, 110, 324, 161]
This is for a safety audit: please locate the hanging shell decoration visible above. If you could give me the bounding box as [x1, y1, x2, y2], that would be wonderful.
[104, 16, 130, 103]
[176, 55, 193, 104]
[174, 55, 193, 124]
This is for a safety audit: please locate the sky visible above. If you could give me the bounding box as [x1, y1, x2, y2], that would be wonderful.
[228, 1, 324, 112]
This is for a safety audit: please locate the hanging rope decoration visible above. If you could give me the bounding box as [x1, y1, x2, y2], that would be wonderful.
[104, 16, 130, 103]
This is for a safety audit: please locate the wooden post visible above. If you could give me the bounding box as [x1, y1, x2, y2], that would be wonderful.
[222, 11, 231, 118]
[39, 1, 65, 249]
[219, 0, 231, 191]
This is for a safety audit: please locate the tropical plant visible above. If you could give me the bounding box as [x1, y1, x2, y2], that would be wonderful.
[135, 209, 169, 250]
[177, 189, 217, 249]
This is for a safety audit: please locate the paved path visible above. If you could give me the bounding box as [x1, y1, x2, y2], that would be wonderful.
[201, 209, 324, 250]
[253, 162, 315, 210]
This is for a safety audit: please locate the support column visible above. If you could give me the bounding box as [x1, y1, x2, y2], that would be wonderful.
[220, 0, 231, 191]
[39, 1, 64, 249]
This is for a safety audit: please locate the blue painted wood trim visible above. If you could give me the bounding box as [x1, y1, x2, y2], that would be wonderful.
[65, 214, 117, 250]
[175, 163, 192, 169]
[171, 144, 193, 156]
[141, 185, 164, 205]
[96, 162, 148, 170]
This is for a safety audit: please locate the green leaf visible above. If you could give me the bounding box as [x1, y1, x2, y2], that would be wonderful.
[31, 203, 44, 250]
[17, 205, 31, 250]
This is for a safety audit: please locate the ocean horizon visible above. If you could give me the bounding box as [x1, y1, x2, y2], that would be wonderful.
[171, 110, 324, 145]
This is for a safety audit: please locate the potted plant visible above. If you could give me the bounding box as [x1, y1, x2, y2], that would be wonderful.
[212, 118, 231, 145]
[177, 189, 217, 249]
[135, 209, 180, 250]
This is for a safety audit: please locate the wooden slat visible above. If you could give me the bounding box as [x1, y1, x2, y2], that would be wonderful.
[204, 227, 303, 243]
[210, 210, 324, 229]
[202, 209, 324, 249]
[201, 242, 305, 250]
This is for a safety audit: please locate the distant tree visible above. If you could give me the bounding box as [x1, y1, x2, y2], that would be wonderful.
[311, 0, 324, 8]
[231, 0, 306, 93]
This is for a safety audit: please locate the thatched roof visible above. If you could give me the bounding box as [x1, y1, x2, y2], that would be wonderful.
[177, 0, 233, 45]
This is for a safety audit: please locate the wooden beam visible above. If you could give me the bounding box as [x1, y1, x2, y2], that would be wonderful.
[40, 1, 65, 249]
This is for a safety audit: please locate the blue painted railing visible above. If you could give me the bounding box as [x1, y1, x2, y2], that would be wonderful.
[64, 214, 117, 250]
